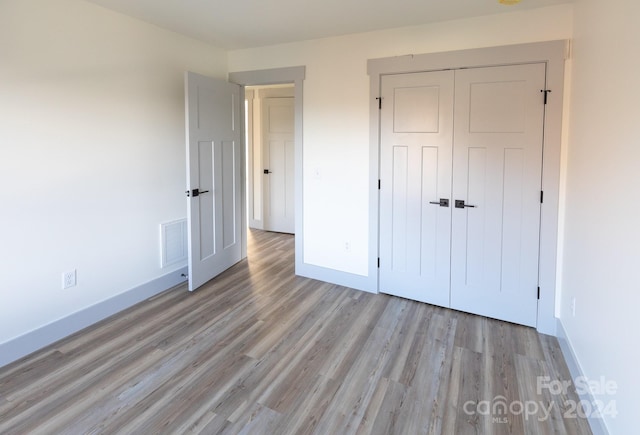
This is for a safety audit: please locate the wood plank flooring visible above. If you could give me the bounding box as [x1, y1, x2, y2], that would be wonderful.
[0, 229, 592, 434]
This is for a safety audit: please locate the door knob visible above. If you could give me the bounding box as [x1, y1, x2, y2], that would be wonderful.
[263, 169, 272, 174]
[455, 200, 476, 209]
[429, 198, 449, 207]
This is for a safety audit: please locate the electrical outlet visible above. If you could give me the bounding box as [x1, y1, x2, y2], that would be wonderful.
[571, 297, 576, 317]
[62, 270, 77, 289]
[344, 241, 351, 252]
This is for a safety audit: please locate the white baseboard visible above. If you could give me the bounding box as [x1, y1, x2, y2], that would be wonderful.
[556, 319, 610, 435]
[296, 262, 377, 294]
[0, 267, 187, 369]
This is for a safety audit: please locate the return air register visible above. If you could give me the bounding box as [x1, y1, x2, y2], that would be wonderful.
[160, 219, 187, 268]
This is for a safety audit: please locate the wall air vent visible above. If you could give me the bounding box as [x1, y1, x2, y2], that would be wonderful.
[160, 219, 187, 268]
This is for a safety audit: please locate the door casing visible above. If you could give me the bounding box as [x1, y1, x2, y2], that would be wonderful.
[368, 40, 568, 335]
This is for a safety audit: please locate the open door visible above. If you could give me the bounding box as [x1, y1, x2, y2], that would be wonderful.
[185, 72, 243, 291]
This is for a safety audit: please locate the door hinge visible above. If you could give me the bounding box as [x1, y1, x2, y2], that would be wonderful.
[378, 179, 381, 190]
[377, 257, 380, 268]
[537, 286, 541, 300]
[540, 191, 544, 204]
[376, 97, 382, 110]
[541, 89, 552, 104]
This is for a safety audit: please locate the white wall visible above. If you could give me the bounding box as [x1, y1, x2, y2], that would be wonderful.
[2, 1, 633, 429]
[229, 4, 573, 282]
[561, 0, 640, 433]
[0, 0, 226, 346]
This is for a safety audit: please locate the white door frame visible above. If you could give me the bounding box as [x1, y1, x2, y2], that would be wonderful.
[245, 88, 261, 230]
[229, 67, 305, 273]
[368, 41, 568, 335]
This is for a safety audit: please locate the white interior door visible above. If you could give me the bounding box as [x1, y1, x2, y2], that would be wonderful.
[379, 63, 546, 327]
[450, 64, 545, 326]
[185, 72, 243, 291]
[263, 97, 294, 234]
[379, 70, 454, 307]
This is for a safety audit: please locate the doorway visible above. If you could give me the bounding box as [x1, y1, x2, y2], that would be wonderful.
[229, 66, 305, 271]
[185, 67, 304, 293]
[245, 84, 295, 234]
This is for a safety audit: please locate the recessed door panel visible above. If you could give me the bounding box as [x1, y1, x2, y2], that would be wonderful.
[419, 146, 439, 280]
[464, 147, 488, 288]
[393, 86, 440, 133]
[501, 148, 525, 295]
[221, 139, 237, 249]
[469, 81, 527, 133]
[198, 140, 215, 260]
[391, 145, 409, 272]
[269, 105, 294, 133]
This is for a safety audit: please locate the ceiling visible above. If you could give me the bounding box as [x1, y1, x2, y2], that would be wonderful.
[84, 0, 572, 50]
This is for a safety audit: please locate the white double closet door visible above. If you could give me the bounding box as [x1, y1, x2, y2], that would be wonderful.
[379, 63, 546, 327]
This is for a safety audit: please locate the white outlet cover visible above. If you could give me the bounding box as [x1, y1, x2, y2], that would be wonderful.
[63, 270, 77, 289]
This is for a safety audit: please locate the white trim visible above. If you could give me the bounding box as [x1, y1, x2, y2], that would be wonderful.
[239, 85, 248, 261]
[245, 89, 263, 230]
[296, 263, 375, 293]
[556, 320, 611, 435]
[368, 41, 568, 334]
[0, 268, 187, 368]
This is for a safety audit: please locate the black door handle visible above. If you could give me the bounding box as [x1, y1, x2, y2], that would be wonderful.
[263, 169, 272, 174]
[455, 200, 476, 209]
[188, 188, 210, 197]
[429, 198, 449, 207]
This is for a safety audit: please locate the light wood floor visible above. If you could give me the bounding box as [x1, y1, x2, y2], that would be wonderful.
[0, 229, 591, 434]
